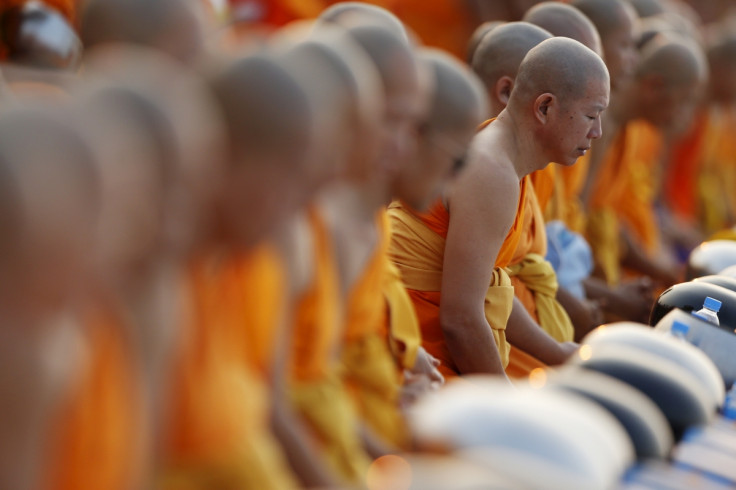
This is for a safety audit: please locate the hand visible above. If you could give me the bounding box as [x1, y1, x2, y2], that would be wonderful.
[410, 346, 444, 388]
[608, 278, 655, 323]
[399, 371, 435, 410]
[559, 341, 579, 358]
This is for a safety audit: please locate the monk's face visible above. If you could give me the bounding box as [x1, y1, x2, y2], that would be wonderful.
[224, 148, 311, 249]
[93, 120, 167, 279]
[394, 121, 476, 210]
[379, 61, 427, 170]
[550, 75, 609, 166]
[641, 78, 701, 129]
[602, 7, 639, 90]
[7, 156, 97, 307]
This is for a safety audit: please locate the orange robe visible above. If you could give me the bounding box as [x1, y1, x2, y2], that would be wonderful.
[288, 208, 371, 484]
[388, 175, 528, 378]
[612, 119, 664, 256]
[384, 0, 474, 58]
[42, 306, 144, 490]
[160, 244, 297, 490]
[663, 110, 707, 226]
[585, 126, 630, 285]
[546, 154, 591, 233]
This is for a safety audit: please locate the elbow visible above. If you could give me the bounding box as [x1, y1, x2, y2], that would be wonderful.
[439, 306, 476, 343]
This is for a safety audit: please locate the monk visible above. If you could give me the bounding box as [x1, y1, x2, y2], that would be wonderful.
[269, 28, 385, 487]
[518, 3, 608, 341]
[0, 107, 97, 490]
[469, 22, 573, 372]
[158, 53, 320, 489]
[663, 31, 736, 236]
[80, 0, 204, 64]
[595, 37, 707, 287]
[48, 61, 219, 488]
[283, 23, 427, 476]
[390, 37, 609, 379]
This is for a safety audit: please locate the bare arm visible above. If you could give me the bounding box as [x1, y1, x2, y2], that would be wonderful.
[439, 154, 518, 376]
[505, 297, 577, 364]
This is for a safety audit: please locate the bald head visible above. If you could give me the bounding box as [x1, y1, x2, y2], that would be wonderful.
[277, 29, 387, 182]
[523, 2, 602, 55]
[421, 49, 487, 132]
[629, 0, 666, 18]
[209, 54, 311, 167]
[633, 38, 707, 127]
[0, 107, 98, 301]
[637, 37, 707, 87]
[466, 21, 505, 63]
[471, 22, 552, 117]
[81, 0, 203, 63]
[319, 2, 409, 43]
[393, 48, 486, 210]
[572, 0, 638, 88]
[511, 37, 609, 106]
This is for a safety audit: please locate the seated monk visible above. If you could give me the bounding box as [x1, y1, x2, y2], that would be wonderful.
[468, 21, 580, 375]
[158, 53, 320, 489]
[586, 36, 706, 291]
[0, 107, 97, 490]
[389, 37, 609, 379]
[521, 1, 607, 341]
[300, 23, 427, 468]
[270, 27, 384, 487]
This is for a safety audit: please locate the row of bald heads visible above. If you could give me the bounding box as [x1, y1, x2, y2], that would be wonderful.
[2, 0, 734, 297]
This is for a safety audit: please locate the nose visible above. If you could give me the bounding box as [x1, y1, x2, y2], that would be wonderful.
[589, 116, 603, 140]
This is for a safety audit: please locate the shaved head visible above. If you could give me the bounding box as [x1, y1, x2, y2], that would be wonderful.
[637, 37, 707, 87]
[572, 0, 638, 88]
[629, 0, 666, 18]
[523, 2, 603, 55]
[633, 37, 707, 128]
[277, 28, 384, 182]
[471, 21, 552, 116]
[393, 48, 487, 210]
[466, 21, 505, 63]
[319, 2, 409, 43]
[0, 107, 98, 302]
[421, 50, 487, 132]
[344, 24, 426, 166]
[511, 37, 609, 105]
[81, 0, 203, 63]
[209, 54, 311, 167]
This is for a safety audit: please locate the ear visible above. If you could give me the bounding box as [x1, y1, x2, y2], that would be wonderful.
[495, 76, 514, 107]
[534, 93, 556, 124]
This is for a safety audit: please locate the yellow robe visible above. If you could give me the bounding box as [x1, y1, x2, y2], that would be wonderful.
[342, 210, 408, 449]
[160, 245, 297, 490]
[387, 173, 528, 378]
[697, 107, 736, 234]
[288, 208, 371, 484]
[507, 181, 574, 343]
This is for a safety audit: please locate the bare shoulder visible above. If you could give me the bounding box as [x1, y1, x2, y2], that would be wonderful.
[447, 128, 520, 229]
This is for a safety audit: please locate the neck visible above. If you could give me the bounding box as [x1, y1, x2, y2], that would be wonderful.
[495, 108, 550, 179]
